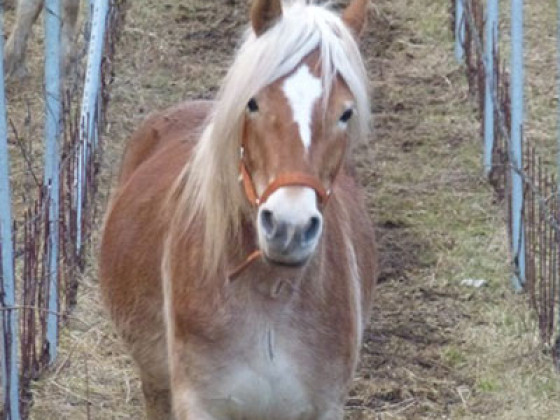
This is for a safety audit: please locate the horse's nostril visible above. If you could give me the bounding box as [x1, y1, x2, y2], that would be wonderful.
[260, 209, 276, 236]
[303, 216, 321, 243]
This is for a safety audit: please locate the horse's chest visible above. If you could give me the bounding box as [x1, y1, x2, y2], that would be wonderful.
[206, 324, 315, 420]
[184, 278, 351, 418]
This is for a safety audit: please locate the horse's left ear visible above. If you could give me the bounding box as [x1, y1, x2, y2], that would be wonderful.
[342, 0, 370, 39]
[251, 0, 283, 36]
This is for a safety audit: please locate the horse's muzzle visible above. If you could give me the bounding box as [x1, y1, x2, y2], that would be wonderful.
[257, 187, 323, 266]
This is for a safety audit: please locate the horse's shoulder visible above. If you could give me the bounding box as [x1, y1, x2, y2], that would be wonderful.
[330, 172, 377, 313]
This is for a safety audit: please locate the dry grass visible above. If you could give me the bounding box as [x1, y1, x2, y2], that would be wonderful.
[23, 0, 560, 419]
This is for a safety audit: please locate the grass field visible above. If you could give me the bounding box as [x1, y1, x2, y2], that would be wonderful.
[15, 0, 560, 418]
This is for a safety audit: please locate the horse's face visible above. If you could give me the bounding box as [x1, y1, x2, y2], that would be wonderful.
[242, 53, 356, 265]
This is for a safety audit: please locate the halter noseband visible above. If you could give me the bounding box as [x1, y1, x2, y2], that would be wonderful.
[239, 146, 331, 208]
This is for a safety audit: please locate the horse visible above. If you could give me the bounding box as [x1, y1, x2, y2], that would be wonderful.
[99, 0, 377, 418]
[3, 0, 80, 80]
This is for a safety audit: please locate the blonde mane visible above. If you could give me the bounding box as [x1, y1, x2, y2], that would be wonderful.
[170, 0, 371, 277]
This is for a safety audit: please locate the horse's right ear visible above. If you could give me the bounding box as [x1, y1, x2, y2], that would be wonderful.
[342, 0, 370, 40]
[251, 0, 283, 36]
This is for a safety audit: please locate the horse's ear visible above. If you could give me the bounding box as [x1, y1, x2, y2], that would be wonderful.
[342, 0, 369, 40]
[251, 0, 283, 36]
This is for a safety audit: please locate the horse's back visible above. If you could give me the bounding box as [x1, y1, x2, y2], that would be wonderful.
[117, 100, 212, 186]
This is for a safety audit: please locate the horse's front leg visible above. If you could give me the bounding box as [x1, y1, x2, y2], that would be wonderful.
[140, 372, 174, 420]
[171, 385, 217, 420]
[4, 0, 43, 80]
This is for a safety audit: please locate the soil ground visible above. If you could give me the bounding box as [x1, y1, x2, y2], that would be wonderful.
[20, 0, 560, 419]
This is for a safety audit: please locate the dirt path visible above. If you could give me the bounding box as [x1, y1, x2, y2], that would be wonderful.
[28, 1, 560, 419]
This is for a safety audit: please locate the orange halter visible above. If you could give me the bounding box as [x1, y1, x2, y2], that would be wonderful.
[228, 136, 344, 281]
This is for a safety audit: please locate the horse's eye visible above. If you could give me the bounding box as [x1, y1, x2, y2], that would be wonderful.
[247, 98, 259, 113]
[339, 108, 353, 123]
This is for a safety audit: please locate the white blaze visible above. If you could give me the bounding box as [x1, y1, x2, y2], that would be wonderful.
[282, 65, 322, 150]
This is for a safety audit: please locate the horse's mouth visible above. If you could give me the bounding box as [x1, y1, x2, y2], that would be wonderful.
[262, 251, 311, 268]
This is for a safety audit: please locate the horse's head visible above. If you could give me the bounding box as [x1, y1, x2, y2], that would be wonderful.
[240, 0, 370, 266]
